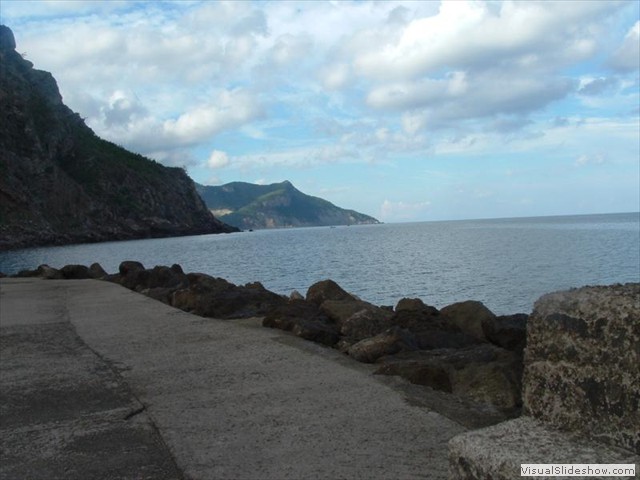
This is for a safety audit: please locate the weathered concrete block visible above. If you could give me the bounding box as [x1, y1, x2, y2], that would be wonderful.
[523, 283, 640, 454]
[449, 417, 640, 480]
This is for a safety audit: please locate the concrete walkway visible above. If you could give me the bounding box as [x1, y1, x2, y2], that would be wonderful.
[0, 278, 466, 480]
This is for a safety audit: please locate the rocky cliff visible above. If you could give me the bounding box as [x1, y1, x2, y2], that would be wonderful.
[196, 180, 380, 230]
[0, 26, 237, 250]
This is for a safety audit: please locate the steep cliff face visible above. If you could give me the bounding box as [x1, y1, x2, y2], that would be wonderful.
[0, 26, 237, 250]
[197, 180, 380, 230]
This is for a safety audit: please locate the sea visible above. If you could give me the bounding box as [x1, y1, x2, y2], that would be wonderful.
[1, 212, 638, 315]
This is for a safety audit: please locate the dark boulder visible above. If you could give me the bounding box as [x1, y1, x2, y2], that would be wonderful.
[410, 329, 482, 350]
[118, 261, 147, 289]
[347, 327, 418, 363]
[146, 265, 189, 290]
[13, 267, 41, 278]
[291, 320, 340, 347]
[13, 264, 73, 280]
[172, 275, 285, 319]
[340, 307, 394, 342]
[320, 298, 391, 327]
[142, 287, 176, 305]
[263, 300, 339, 346]
[60, 264, 91, 279]
[88, 262, 108, 279]
[440, 300, 496, 341]
[395, 297, 439, 316]
[306, 279, 357, 306]
[289, 290, 304, 300]
[38, 264, 63, 279]
[376, 344, 523, 410]
[119, 260, 145, 276]
[320, 299, 368, 326]
[483, 313, 528, 352]
[389, 300, 479, 350]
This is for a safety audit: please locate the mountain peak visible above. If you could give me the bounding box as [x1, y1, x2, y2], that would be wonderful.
[0, 25, 16, 52]
[197, 181, 380, 230]
[0, 25, 237, 249]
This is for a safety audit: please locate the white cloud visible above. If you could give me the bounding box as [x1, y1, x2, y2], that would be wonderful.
[319, 63, 351, 90]
[268, 33, 313, 66]
[162, 89, 262, 145]
[380, 199, 431, 222]
[207, 150, 230, 169]
[102, 90, 147, 127]
[574, 153, 606, 167]
[4, 0, 637, 186]
[578, 77, 619, 96]
[610, 21, 640, 71]
[352, 1, 615, 81]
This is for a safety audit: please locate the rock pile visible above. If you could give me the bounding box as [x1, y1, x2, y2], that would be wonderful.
[12, 261, 286, 319]
[264, 279, 527, 412]
[448, 283, 640, 479]
[9, 263, 527, 411]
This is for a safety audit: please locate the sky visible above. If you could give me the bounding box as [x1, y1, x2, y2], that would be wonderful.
[2, 0, 639, 222]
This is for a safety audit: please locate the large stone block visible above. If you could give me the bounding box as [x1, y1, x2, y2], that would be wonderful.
[449, 417, 640, 480]
[523, 283, 640, 454]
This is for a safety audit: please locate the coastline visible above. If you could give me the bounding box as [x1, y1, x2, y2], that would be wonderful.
[2, 264, 638, 478]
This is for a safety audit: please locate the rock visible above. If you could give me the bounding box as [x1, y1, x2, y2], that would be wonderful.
[60, 264, 91, 279]
[306, 279, 357, 306]
[0, 25, 16, 51]
[448, 284, 640, 480]
[410, 330, 482, 350]
[395, 297, 439, 316]
[320, 299, 381, 326]
[483, 313, 528, 352]
[88, 262, 108, 279]
[340, 308, 393, 342]
[170, 264, 184, 275]
[523, 283, 640, 454]
[376, 344, 523, 410]
[347, 327, 418, 363]
[263, 300, 339, 346]
[118, 262, 149, 290]
[172, 273, 285, 319]
[289, 290, 304, 301]
[0, 27, 238, 251]
[335, 338, 355, 353]
[291, 320, 340, 347]
[36, 264, 63, 279]
[146, 265, 188, 290]
[13, 267, 40, 278]
[118, 260, 145, 277]
[116, 263, 188, 292]
[389, 303, 480, 350]
[440, 300, 496, 341]
[142, 287, 175, 305]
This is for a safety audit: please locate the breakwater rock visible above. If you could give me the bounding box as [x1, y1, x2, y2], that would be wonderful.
[11, 261, 529, 414]
[449, 283, 640, 479]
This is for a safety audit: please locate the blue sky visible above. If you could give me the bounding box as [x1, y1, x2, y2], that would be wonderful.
[2, 0, 639, 222]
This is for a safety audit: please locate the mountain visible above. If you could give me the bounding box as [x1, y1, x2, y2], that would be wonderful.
[196, 180, 380, 230]
[0, 26, 237, 250]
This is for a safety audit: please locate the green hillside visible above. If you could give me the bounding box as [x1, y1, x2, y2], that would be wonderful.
[0, 25, 237, 250]
[196, 181, 380, 230]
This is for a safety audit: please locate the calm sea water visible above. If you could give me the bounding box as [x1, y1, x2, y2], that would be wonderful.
[1, 212, 638, 315]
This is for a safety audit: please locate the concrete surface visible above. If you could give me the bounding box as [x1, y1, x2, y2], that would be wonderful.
[0, 278, 467, 480]
[449, 417, 640, 480]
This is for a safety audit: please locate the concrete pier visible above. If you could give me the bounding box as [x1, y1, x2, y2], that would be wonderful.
[0, 278, 466, 479]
